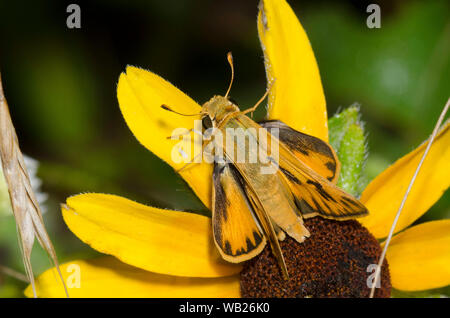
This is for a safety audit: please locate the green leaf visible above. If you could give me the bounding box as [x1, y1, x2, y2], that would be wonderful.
[329, 106, 367, 197]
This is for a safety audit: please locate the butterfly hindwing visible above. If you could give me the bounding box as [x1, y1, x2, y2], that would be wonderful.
[212, 161, 266, 263]
[260, 120, 340, 184]
[277, 146, 368, 219]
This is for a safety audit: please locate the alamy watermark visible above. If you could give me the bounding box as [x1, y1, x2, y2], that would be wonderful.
[66, 263, 81, 289]
[66, 4, 81, 29]
[366, 4, 381, 29]
[366, 264, 381, 289]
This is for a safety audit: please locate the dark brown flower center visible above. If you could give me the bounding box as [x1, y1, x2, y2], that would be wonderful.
[240, 217, 391, 298]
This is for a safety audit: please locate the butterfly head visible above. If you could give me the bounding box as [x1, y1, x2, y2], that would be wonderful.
[200, 95, 239, 128]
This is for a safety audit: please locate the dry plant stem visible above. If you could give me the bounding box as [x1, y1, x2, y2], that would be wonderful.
[0, 264, 29, 283]
[369, 98, 450, 298]
[0, 74, 69, 298]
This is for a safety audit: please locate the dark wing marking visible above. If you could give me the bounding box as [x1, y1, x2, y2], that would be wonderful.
[278, 151, 368, 219]
[260, 120, 340, 184]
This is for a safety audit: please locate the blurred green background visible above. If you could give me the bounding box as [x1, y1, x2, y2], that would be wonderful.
[0, 0, 448, 297]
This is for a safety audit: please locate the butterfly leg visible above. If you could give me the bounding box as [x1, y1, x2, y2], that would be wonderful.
[175, 154, 202, 173]
[242, 81, 274, 116]
[166, 128, 203, 139]
[175, 138, 214, 173]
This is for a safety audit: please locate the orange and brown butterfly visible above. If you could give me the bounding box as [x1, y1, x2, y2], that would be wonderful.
[163, 53, 368, 279]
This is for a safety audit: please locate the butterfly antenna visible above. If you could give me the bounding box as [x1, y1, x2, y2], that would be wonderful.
[161, 104, 203, 116]
[225, 52, 234, 98]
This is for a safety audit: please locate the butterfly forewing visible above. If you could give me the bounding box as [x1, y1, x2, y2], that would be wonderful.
[224, 116, 311, 244]
[260, 120, 340, 183]
[237, 116, 368, 220]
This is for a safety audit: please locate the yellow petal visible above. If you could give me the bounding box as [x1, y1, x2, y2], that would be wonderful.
[385, 220, 450, 291]
[25, 257, 240, 298]
[62, 193, 242, 278]
[117, 66, 212, 208]
[360, 122, 450, 238]
[257, 0, 328, 141]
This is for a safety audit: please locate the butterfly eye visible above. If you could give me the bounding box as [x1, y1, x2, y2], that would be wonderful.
[202, 116, 213, 129]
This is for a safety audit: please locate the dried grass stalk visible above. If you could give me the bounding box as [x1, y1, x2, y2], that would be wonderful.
[369, 97, 450, 298]
[0, 74, 68, 297]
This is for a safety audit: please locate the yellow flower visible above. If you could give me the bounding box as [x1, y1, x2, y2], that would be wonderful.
[26, 0, 449, 297]
[359, 123, 450, 292]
